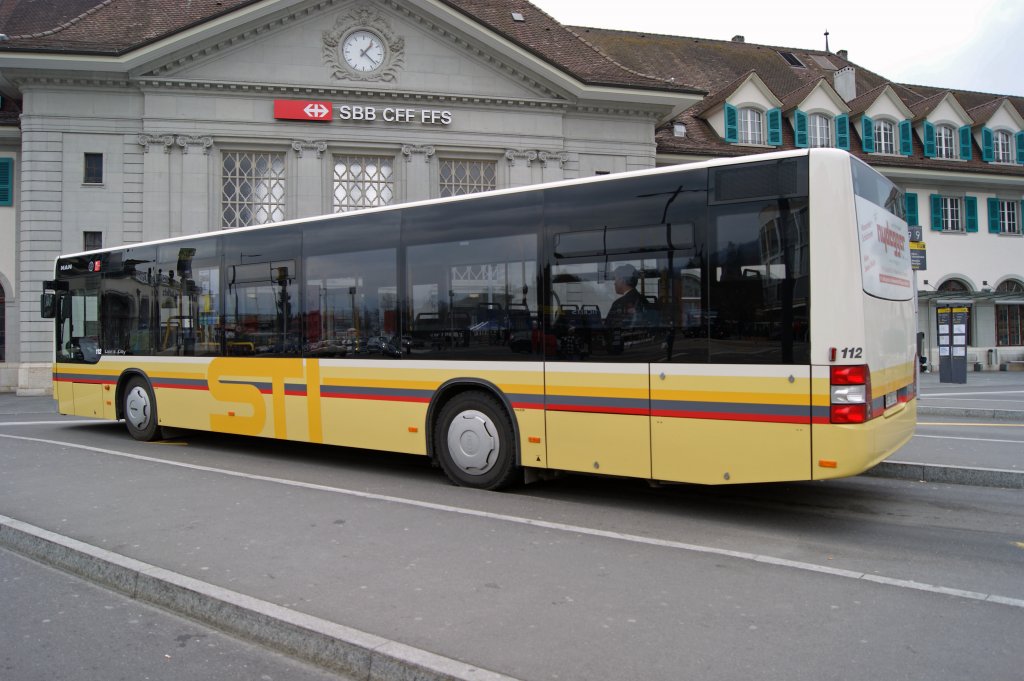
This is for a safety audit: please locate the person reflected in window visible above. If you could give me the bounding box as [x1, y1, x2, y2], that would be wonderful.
[606, 264, 644, 328]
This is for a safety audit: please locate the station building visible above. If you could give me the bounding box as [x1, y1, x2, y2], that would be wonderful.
[0, 0, 1021, 392]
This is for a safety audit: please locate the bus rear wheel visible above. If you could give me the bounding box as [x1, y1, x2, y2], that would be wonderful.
[123, 377, 163, 442]
[434, 391, 519, 490]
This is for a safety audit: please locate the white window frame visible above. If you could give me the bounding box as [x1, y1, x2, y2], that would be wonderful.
[997, 199, 1020, 235]
[993, 130, 1013, 164]
[874, 119, 896, 155]
[738, 107, 764, 145]
[808, 113, 832, 148]
[935, 125, 957, 160]
[940, 196, 963, 232]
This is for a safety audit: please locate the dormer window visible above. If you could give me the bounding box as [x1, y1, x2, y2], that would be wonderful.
[874, 119, 896, 154]
[723, 96, 781, 147]
[808, 114, 832, 147]
[935, 125, 957, 159]
[993, 130, 1013, 163]
[739, 107, 763, 145]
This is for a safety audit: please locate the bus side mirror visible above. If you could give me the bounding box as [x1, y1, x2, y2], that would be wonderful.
[40, 292, 56, 318]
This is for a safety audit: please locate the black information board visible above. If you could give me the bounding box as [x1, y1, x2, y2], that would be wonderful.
[937, 306, 968, 384]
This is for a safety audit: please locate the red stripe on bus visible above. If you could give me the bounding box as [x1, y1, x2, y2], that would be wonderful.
[152, 382, 207, 391]
[320, 392, 431, 403]
[510, 401, 545, 410]
[651, 409, 821, 425]
[545, 404, 650, 416]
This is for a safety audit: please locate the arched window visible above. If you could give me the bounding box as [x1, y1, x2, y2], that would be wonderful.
[935, 125, 957, 159]
[808, 114, 832, 148]
[873, 119, 896, 154]
[937, 279, 969, 293]
[996, 280, 1024, 347]
[738, 108, 763, 145]
[993, 130, 1013, 164]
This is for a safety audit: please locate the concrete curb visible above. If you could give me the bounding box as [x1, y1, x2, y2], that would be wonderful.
[865, 461, 1024, 489]
[0, 515, 519, 681]
[917, 405, 1024, 421]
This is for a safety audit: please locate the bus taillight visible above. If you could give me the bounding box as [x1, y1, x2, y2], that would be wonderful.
[830, 365, 871, 424]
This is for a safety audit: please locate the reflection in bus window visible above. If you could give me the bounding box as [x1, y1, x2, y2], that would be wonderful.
[709, 198, 809, 364]
[549, 258, 666, 362]
[304, 248, 398, 358]
[407, 234, 537, 360]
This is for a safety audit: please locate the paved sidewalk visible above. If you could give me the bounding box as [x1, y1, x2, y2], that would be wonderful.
[916, 369, 1024, 420]
[867, 370, 1024, 489]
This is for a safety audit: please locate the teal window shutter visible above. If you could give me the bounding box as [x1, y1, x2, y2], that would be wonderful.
[1016, 131, 1024, 164]
[835, 114, 850, 150]
[861, 115, 875, 153]
[929, 194, 943, 231]
[0, 158, 11, 207]
[923, 121, 936, 158]
[905, 192, 919, 226]
[987, 198, 1001, 233]
[724, 103, 738, 143]
[959, 126, 972, 160]
[899, 120, 913, 155]
[794, 110, 808, 147]
[981, 128, 994, 162]
[767, 108, 782, 146]
[964, 196, 978, 232]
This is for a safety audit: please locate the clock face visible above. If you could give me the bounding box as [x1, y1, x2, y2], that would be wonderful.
[342, 30, 385, 73]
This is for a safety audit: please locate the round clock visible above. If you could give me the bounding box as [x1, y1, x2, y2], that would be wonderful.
[342, 29, 386, 73]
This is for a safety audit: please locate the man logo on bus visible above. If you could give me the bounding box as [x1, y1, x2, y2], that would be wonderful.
[876, 223, 906, 259]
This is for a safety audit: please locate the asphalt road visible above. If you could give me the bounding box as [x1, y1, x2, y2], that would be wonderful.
[1, 411, 1022, 681]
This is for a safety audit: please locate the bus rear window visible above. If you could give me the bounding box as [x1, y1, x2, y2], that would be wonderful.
[852, 157, 912, 301]
[851, 156, 904, 219]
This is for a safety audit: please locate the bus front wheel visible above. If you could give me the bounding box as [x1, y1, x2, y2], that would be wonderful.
[434, 392, 519, 490]
[123, 377, 163, 442]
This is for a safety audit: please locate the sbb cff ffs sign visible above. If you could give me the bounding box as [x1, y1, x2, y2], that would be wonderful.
[273, 100, 333, 121]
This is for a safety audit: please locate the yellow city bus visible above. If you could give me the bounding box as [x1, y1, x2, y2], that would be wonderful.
[42, 149, 916, 489]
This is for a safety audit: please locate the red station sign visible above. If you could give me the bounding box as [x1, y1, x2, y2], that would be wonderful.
[273, 100, 333, 121]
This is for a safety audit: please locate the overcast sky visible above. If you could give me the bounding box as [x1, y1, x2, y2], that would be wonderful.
[531, 0, 1023, 96]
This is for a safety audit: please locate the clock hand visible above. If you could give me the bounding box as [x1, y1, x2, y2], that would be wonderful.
[360, 42, 381, 65]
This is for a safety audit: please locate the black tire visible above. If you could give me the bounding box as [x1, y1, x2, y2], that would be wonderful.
[434, 391, 520, 490]
[123, 376, 163, 442]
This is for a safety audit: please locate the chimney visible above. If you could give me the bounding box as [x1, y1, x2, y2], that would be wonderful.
[834, 65, 856, 102]
[837, 49, 848, 60]
[732, 35, 745, 42]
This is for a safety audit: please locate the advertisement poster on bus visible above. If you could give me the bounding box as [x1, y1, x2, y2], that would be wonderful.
[855, 195, 912, 301]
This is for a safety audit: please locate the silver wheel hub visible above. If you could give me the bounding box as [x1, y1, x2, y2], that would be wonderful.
[446, 409, 499, 476]
[125, 386, 151, 431]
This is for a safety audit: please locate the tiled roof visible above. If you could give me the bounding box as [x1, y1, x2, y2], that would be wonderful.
[908, 91, 953, 120]
[965, 98, 1005, 125]
[439, 1, 698, 93]
[0, 0, 698, 93]
[568, 27, 891, 100]
[0, 0, 261, 54]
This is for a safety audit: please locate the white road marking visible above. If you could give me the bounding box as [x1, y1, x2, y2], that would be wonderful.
[1, 432, 1021, 610]
[0, 420, 107, 427]
[922, 390, 1024, 397]
[913, 434, 1024, 445]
